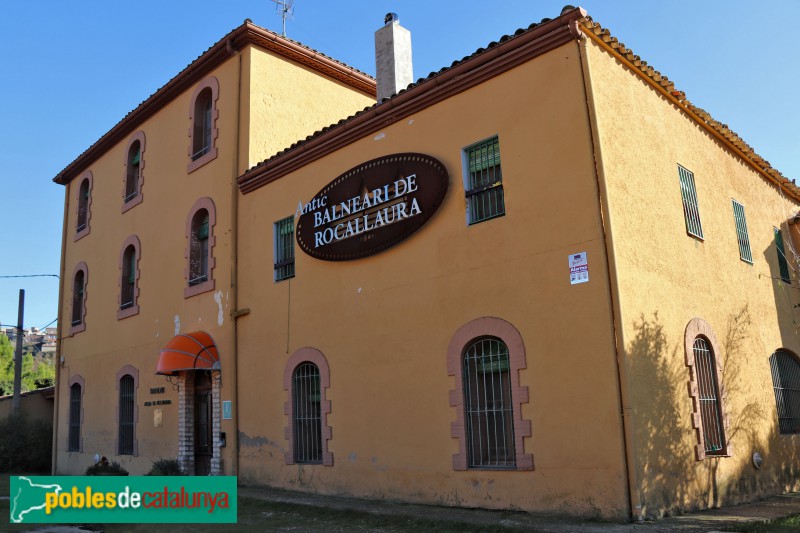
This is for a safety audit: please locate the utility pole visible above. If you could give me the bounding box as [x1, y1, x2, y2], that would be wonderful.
[12, 289, 24, 415]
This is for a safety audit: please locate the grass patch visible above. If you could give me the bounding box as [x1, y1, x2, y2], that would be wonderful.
[98, 497, 511, 532]
[726, 514, 800, 533]
[0, 487, 514, 533]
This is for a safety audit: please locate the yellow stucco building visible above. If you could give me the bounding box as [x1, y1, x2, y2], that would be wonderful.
[53, 7, 800, 520]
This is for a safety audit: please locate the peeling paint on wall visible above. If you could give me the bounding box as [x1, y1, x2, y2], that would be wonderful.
[238, 431, 282, 452]
[173, 315, 180, 335]
[214, 291, 224, 326]
[374, 132, 386, 141]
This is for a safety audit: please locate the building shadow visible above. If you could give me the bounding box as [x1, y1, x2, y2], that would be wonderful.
[627, 306, 794, 518]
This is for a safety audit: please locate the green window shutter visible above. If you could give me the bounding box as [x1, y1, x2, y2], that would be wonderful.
[678, 165, 703, 239]
[731, 200, 753, 263]
[127, 252, 136, 285]
[775, 228, 791, 283]
[131, 150, 140, 166]
[274, 216, 295, 281]
[466, 137, 505, 225]
[197, 215, 209, 240]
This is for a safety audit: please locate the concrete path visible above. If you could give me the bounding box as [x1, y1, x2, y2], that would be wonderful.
[239, 485, 800, 532]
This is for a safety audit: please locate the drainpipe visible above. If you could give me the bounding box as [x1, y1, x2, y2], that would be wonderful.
[577, 36, 643, 521]
[227, 38, 245, 476]
[52, 184, 70, 474]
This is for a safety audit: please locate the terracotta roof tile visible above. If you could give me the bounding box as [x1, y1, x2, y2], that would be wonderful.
[579, 15, 798, 198]
[236, 6, 795, 201]
[245, 13, 570, 175]
[53, 21, 374, 185]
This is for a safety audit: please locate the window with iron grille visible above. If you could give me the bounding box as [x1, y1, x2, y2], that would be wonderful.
[121, 246, 136, 309]
[274, 216, 295, 282]
[770, 350, 800, 434]
[187, 78, 219, 174]
[118, 374, 135, 455]
[72, 270, 85, 326]
[192, 89, 213, 161]
[125, 141, 141, 203]
[774, 227, 791, 283]
[68, 383, 82, 452]
[76, 178, 90, 233]
[292, 362, 322, 464]
[465, 137, 505, 225]
[731, 200, 753, 264]
[463, 337, 515, 468]
[189, 210, 210, 285]
[693, 337, 726, 455]
[678, 165, 703, 239]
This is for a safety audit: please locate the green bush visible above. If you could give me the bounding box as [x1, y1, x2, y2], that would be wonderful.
[0, 412, 52, 472]
[86, 460, 128, 476]
[147, 458, 184, 476]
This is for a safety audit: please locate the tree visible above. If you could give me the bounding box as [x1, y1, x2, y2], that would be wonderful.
[0, 333, 13, 396]
[0, 333, 54, 395]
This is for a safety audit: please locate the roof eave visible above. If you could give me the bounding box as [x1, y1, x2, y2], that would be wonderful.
[578, 19, 800, 203]
[52, 22, 376, 186]
[237, 7, 588, 194]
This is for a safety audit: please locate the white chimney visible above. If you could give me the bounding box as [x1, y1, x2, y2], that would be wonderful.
[374, 13, 413, 103]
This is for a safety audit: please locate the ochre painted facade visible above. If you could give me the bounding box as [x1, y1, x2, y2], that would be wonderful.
[53, 24, 374, 477]
[53, 8, 800, 521]
[583, 35, 800, 516]
[236, 39, 629, 516]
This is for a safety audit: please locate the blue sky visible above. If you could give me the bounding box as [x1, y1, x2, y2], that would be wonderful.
[1, 1, 798, 330]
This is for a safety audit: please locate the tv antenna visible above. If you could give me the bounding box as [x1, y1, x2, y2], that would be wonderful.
[271, 0, 294, 37]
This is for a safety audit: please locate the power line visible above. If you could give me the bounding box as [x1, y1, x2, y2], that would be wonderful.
[0, 274, 59, 279]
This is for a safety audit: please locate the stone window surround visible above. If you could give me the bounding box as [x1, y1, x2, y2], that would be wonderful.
[74, 170, 93, 242]
[187, 76, 220, 174]
[115, 365, 139, 457]
[68, 374, 85, 453]
[121, 131, 146, 213]
[117, 235, 142, 320]
[283, 347, 333, 466]
[70, 262, 88, 335]
[447, 316, 533, 471]
[684, 317, 731, 460]
[184, 197, 217, 298]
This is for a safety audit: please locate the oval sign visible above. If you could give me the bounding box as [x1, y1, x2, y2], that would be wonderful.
[296, 153, 449, 261]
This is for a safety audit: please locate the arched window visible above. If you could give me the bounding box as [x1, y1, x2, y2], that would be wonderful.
[72, 270, 85, 325]
[187, 77, 219, 173]
[71, 264, 87, 334]
[692, 337, 725, 454]
[184, 198, 216, 298]
[122, 132, 145, 212]
[684, 318, 729, 459]
[463, 337, 515, 467]
[193, 89, 212, 159]
[121, 247, 136, 308]
[190, 210, 209, 283]
[770, 350, 800, 434]
[447, 317, 533, 471]
[283, 347, 333, 466]
[75, 171, 92, 241]
[68, 377, 84, 452]
[118, 236, 141, 319]
[116, 366, 138, 456]
[292, 362, 322, 463]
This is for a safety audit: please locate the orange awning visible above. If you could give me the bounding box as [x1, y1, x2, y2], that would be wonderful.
[156, 331, 220, 375]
